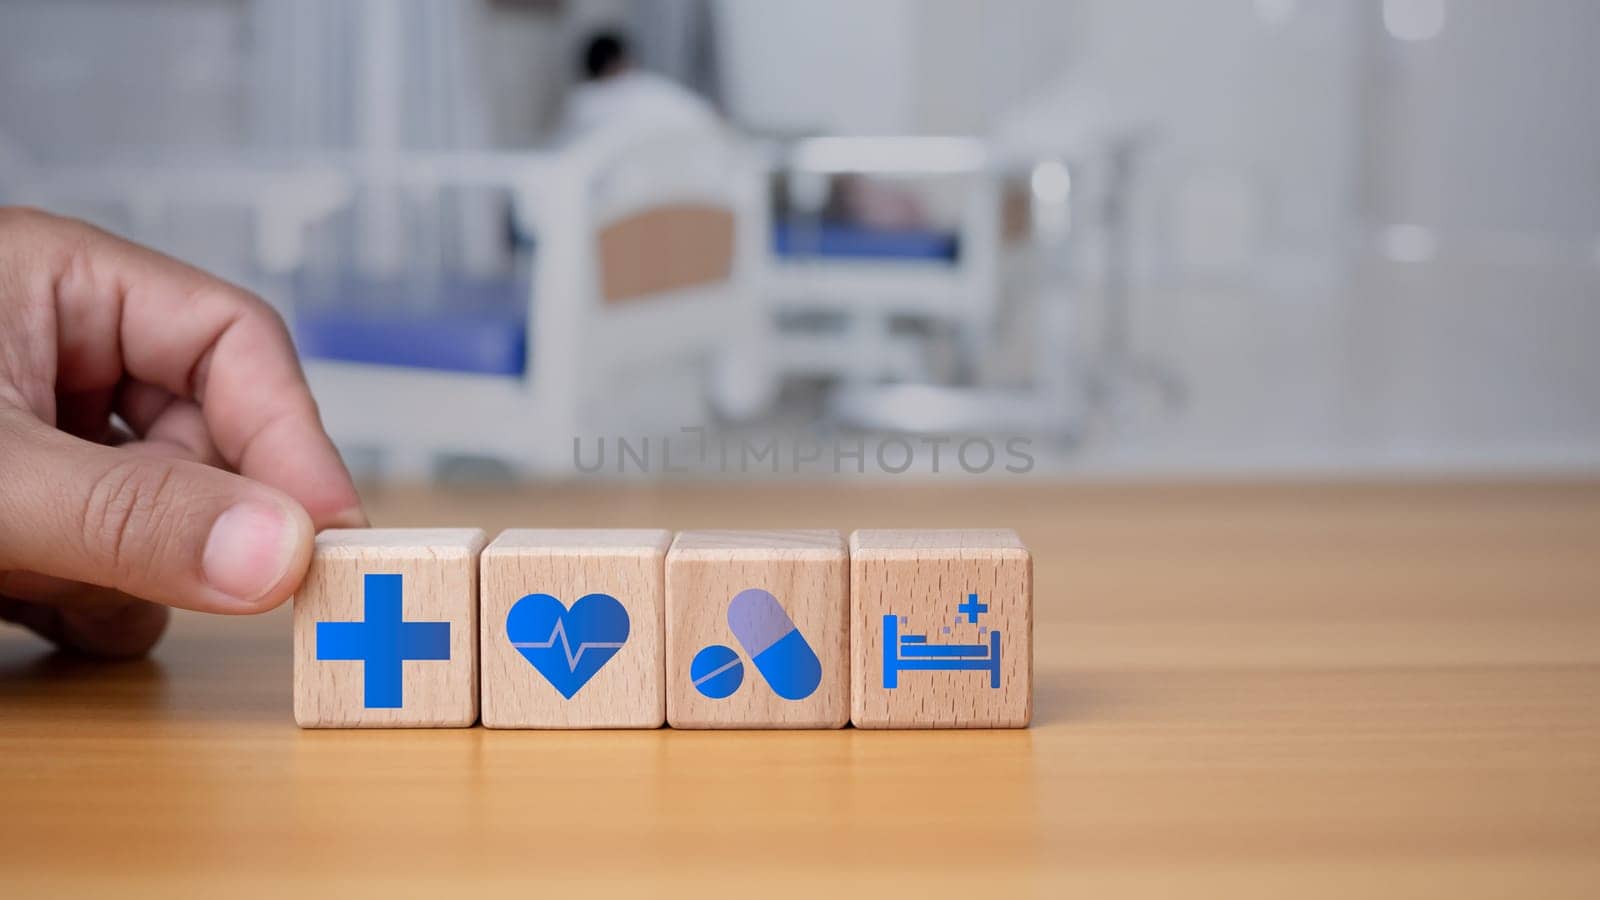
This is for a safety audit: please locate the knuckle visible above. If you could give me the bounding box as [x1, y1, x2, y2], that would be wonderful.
[240, 294, 292, 342]
[80, 458, 185, 581]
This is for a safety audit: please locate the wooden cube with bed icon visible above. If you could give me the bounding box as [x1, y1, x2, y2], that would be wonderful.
[849, 529, 1032, 728]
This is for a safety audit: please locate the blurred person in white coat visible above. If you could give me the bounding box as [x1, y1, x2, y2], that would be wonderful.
[555, 30, 719, 144]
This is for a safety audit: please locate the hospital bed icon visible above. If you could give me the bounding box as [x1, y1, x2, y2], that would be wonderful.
[882, 593, 1002, 690]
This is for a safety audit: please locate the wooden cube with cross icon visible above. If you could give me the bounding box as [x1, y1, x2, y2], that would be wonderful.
[293, 529, 485, 728]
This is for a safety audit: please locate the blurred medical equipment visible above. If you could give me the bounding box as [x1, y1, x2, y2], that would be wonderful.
[822, 126, 1183, 441]
[1081, 130, 1184, 419]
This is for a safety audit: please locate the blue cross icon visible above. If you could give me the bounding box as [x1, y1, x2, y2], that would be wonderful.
[956, 592, 988, 624]
[316, 574, 451, 708]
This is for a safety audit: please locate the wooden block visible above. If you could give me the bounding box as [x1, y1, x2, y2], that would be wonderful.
[293, 529, 485, 728]
[480, 529, 670, 729]
[666, 530, 849, 729]
[849, 529, 1032, 728]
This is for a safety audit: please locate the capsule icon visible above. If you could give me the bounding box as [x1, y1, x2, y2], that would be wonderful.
[726, 588, 822, 701]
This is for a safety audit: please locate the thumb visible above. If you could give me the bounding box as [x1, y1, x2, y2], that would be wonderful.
[0, 409, 314, 614]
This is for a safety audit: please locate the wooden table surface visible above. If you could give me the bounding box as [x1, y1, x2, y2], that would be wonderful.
[2, 481, 1598, 898]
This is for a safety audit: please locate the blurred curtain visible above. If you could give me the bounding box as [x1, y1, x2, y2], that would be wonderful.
[627, 0, 722, 108]
[250, 0, 503, 279]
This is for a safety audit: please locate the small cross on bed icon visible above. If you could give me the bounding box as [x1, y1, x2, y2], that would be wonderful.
[956, 592, 988, 624]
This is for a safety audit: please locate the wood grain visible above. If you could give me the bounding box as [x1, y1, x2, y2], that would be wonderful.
[850, 528, 1032, 728]
[666, 529, 850, 728]
[292, 528, 485, 728]
[480, 528, 670, 728]
[3, 481, 1600, 898]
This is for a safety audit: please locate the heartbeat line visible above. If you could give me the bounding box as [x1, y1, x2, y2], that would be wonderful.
[509, 619, 624, 671]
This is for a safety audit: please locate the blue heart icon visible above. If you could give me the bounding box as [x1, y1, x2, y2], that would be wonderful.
[506, 592, 630, 699]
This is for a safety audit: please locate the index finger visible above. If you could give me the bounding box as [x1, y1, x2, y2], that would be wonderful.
[37, 211, 365, 528]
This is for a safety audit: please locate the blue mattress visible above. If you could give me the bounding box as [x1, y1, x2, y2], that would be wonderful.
[293, 224, 957, 375]
[772, 221, 959, 262]
[292, 272, 529, 376]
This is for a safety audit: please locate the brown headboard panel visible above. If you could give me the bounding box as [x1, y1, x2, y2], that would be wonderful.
[595, 203, 735, 305]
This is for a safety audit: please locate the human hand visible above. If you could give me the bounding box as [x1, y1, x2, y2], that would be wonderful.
[0, 207, 364, 657]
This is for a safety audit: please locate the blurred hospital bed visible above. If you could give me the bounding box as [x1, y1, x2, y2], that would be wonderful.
[765, 136, 1002, 386]
[292, 124, 769, 476]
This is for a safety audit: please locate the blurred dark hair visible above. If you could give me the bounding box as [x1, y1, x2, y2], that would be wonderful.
[581, 31, 630, 81]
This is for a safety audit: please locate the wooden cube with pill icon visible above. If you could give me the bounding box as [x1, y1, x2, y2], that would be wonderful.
[849, 529, 1032, 728]
[293, 529, 485, 728]
[479, 529, 670, 729]
[665, 530, 849, 728]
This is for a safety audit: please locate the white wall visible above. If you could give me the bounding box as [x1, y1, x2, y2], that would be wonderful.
[910, 0, 1082, 134]
[1349, 0, 1600, 467]
[713, 0, 1082, 137]
[1366, 0, 1600, 235]
[714, 0, 918, 134]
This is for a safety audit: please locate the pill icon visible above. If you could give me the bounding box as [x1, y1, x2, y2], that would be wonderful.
[690, 644, 744, 699]
[726, 588, 822, 701]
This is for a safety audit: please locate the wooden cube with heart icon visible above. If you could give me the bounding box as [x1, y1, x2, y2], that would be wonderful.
[665, 530, 850, 729]
[479, 529, 671, 728]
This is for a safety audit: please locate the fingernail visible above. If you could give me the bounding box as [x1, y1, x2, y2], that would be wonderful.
[202, 501, 297, 605]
